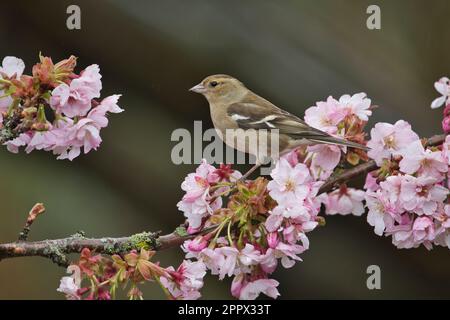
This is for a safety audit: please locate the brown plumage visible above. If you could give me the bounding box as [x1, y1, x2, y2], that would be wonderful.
[189, 74, 368, 176]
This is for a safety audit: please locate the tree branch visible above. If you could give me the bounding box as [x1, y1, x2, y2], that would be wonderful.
[0, 228, 213, 267]
[0, 134, 446, 267]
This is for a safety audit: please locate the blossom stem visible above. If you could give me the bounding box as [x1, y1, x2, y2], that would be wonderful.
[227, 220, 234, 246]
[6, 99, 19, 117]
[210, 217, 231, 247]
[0, 78, 12, 85]
[210, 182, 233, 191]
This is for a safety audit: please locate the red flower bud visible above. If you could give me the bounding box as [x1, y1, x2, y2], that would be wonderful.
[442, 116, 450, 134]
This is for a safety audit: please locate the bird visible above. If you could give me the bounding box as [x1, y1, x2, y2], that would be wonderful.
[189, 74, 368, 180]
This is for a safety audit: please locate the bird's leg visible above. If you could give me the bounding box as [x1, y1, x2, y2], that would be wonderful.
[239, 162, 261, 182]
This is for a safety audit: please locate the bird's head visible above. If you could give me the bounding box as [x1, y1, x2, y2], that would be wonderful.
[189, 74, 247, 104]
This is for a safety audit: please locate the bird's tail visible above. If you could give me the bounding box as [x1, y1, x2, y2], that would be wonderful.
[308, 136, 369, 151]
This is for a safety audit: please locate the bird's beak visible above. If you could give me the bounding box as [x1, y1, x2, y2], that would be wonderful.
[189, 83, 206, 94]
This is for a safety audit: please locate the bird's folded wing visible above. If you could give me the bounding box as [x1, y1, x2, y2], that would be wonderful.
[226, 102, 330, 139]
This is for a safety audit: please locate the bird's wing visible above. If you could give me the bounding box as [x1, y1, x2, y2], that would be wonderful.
[226, 102, 330, 139]
[226, 99, 369, 150]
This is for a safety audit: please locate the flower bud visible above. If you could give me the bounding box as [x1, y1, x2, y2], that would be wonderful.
[27, 203, 45, 224]
[316, 216, 326, 227]
[442, 116, 450, 134]
[187, 236, 208, 252]
[31, 122, 50, 131]
[32, 55, 54, 85]
[54, 55, 77, 76]
[267, 232, 279, 249]
[32, 54, 77, 87]
[187, 225, 202, 235]
[444, 103, 450, 117]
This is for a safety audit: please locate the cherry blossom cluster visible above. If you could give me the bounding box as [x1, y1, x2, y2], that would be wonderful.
[0, 55, 123, 160]
[364, 127, 449, 249]
[171, 93, 378, 300]
[304, 92, 372, 215]
[55, 82, 448, 300]
[177, 161, 297, 300]
[57, 247, 206, 300]
[354, 78, 450, 249]
[304, 92, 371, 169]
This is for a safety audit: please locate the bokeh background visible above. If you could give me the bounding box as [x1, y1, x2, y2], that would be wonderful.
[1, 0, 449, 299]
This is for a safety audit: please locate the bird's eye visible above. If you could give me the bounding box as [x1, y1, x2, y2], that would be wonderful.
[210, 81, 218, 87]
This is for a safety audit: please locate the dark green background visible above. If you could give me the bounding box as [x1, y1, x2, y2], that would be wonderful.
[0, 0, 449, 299]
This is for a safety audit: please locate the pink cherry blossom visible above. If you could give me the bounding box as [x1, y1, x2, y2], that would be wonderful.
[388, 219, 416, 249]
[431, 77, 450, 109]
[259, 249, 278, 274]
[284, 225, 313, 245]
[74, 64, 102, 97]
[442, 135, 450, 166]
[434, 205, 450, 249]
[57, 266, 81, 300]
[1, 56, 122, 163]
[0, 56, 25, 78]
[337, 92, 372, 121]
[57, 277, 81, 300]
[231, 273, 246, 298]
[178, 193, 222, 230]
[442, 116, 450, 134]
[304, 96, 346, 134]
[265, 210, 284, 232]
[239, 279, 280, 300]
[412, 216, 435, 244]
[365, 190, 395, 236]
[399, 176, 448, 216]
[87, 95, 124, 128]
[177, 160, 222, 229]
[272, 202, 311, 220]
[214, 246, 239, 280]
[160, 260, 206, 300]
[267, 159, 314, 203]
[194, 248, 220, 275]
[321, 187, 365, 216]
[237, 244, 261, 268]
[364, 172, 379, 192]
[265, 197, 319, 233]
[259, 241, 306, 271]
[283, 149, 299, 167]
[3, 132, 32, 153]
[274, 242, 306, 268]
[267, 232, 279, 248]
[50, 95, 123, 160]
[307, 144, 341, 180]
[184, 236, 208, 253]
[378, 175, 405, 207]
[16, 119, 72, 155]
[0, 56, 25, 114]
[399, 140, 448, 179]
[25, 129, 59, 153]
[367, 120, 419, 166]
[50, 65, 102, 117]
[438, 204, 450, 229]
[56, 118, 102, 160]
[181, 160, 219, 201]
[365, 170, 449, 249]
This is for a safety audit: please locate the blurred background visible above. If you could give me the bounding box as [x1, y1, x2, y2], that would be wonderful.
[1, 0, 450, 299]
